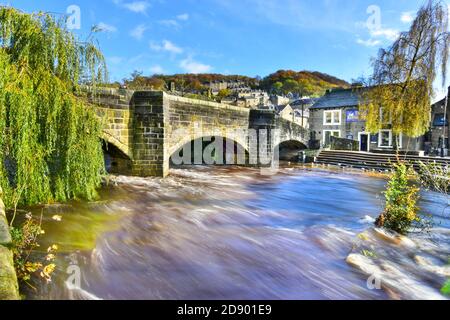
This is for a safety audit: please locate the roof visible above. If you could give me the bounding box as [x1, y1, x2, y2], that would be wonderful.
[291, 98, 318, 107]
[432, 96, 447, 108]
[310, 87, 368, 109]
[275, 104, 292, 112]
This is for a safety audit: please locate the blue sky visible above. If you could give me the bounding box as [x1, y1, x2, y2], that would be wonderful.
[2, 0, 449, 98]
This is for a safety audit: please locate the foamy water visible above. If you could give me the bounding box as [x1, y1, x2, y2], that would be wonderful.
[26, 166, 450, 300]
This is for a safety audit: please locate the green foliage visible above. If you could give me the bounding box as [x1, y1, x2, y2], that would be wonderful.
[123, 72, 257, 92]
[120, 69, 350, 99]
[216, 88, 231, 100]
[272, 81, 283, 94]
[441, 279, 450, 296]
[0, 8, 106, 208]
[10, 213, 57, 286]
[260, 70, 350, 97]
[360, 1, 449, 137]
[376, 162, 422, 235]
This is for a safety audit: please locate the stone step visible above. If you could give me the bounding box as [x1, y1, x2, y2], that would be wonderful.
[317, 155, 434, 166]
[315, 150, 450, 171]
[315, 160, 389, 171]
[318, 151, 450, 164]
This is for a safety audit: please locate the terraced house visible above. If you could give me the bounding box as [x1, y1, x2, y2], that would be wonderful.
[309, 85, 429, 154]
[426, 88, 450, 156]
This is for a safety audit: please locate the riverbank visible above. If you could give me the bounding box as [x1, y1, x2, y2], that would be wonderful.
[0, 186, 20, 300]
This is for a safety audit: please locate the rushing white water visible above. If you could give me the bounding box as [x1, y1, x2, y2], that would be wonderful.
[26, 165, 449, 300]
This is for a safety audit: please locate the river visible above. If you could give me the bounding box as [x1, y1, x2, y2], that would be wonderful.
[25, 165, 450, 300]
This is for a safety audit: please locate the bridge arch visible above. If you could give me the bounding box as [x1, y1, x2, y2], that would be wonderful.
[101, 137, 132, 174]
[101, 132, 131, 160]
[169, 135, 250, 168]
[275, 139, 308, 161]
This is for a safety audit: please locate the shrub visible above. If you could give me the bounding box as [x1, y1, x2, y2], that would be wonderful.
[375, 161, 422, 235]
[441, 279, 450, 296]
[10, 212, 57, 289]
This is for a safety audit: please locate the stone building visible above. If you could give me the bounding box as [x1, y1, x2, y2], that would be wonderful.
[290, 98, 316, 129]
[275, 104, 295, 122]
[309, 87, 424, 152]
[206, 80, 251, 95]
[425, 88, 449, 156]
[236, 90, 270, 109]
[270, 95, 291, 106]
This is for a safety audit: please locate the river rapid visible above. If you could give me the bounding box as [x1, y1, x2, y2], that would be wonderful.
[26, 165, 450, 300]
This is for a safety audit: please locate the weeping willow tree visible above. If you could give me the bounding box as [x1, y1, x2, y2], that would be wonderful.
[360, 0, 449, 140]
[0, 7, 108, 210]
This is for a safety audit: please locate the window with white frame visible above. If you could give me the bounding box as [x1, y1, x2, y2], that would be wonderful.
[378, 129, 392, 148]
[323, 110, 341, 125]
[323, 130, 340, 146]
[379, 107, 392, 125]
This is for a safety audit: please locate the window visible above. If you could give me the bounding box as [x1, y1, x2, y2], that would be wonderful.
[323, 110, 341, 125]
[433, 113, 449, 126]
[323, 130, 340, 146]
[378, 130, 392, 148]
[438, 137, 449, 148]
[380, 107, 392, 125]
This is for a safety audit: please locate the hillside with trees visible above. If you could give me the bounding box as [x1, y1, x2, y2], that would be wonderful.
[118, 70, 349, 98]
[259, 70, 350, 97]
[122, 71, 259, 92]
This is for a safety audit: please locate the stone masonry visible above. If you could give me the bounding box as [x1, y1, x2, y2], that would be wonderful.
[0, 186, 20, 300]
[85, 87, 309, 177]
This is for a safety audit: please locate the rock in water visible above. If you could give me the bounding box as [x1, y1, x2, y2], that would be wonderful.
[0, 246, 20, 300]
[346, 227, 446, 300]
[359, 215, 376, 224]
[346, 253, 445, 300]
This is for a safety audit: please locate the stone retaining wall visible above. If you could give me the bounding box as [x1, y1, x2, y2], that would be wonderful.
[0, 186, 19, 300]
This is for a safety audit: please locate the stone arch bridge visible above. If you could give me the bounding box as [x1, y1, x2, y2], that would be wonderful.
[86, 87, 309, 177]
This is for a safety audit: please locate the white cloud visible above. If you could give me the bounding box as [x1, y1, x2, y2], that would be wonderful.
[400, 11, 414, 24]
[356, 38, 381, 47]
[370, 27, 399, 42]
[177, 13, 189, 21]
[150, 40, 183, 54]
[97, 22, 117, 33]
[130, 24, 148, 40]
[124, 1, 150, 13]
[113, 0, 150, 14]
[179, 58, 212, 74]
[158, 19, 180, 28]
[149, 65, 165, 74]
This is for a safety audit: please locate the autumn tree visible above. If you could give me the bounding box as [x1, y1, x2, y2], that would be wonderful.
[360, 0, 449, 141]
[272, 82, 283, 94]
[217, 89, 231, 101]
[282, 79, 300, 94]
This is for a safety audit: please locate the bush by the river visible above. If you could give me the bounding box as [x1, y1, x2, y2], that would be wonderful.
[376, 162, 426, 235]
